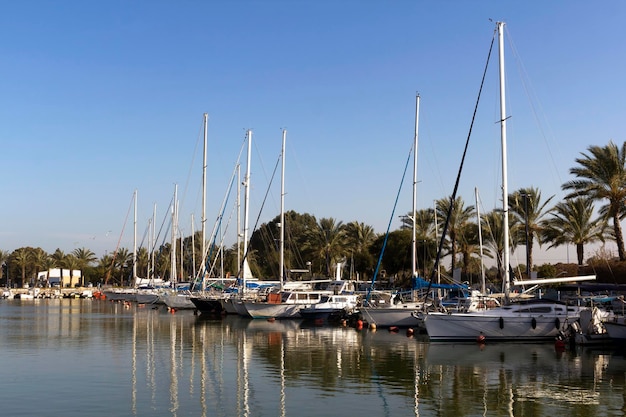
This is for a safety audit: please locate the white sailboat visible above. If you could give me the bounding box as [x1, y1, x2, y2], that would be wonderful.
[420, 21, 593, 342]
[359, 94, 431, 328]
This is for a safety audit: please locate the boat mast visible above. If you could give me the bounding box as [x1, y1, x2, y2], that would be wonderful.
[412, 94, 420, 280]
[236, 164, 241, 282]
[475, 187, 486, 294]
[133, 189, 137, 285]
[241, 130, 253, 292]
[279, 129, 286, 292]
[497, 21, 511, 300]
[171, 184, 178, 284]
[202, 113, 208, 266]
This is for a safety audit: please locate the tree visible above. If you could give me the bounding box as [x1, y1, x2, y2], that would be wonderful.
[508, 187, 554, 273]
[343, 221, 377, 280]
[542, 196, 607, 265]
[435, 196, 475, 273]
[481, 209, 520, 286]
[302, 217, 346, 277]
[0, 249, 9, 286]
[12, 248, 32, 287]
[73, 247, 97, 268]
[563, 141, 626, 261]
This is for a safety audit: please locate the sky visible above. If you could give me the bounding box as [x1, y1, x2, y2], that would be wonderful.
[1, 1, 625, 268]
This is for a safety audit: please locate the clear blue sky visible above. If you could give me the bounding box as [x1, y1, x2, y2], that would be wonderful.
[1, 1, 625, 266]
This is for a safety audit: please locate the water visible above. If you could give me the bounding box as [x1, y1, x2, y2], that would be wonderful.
[1, 299, 626, 417]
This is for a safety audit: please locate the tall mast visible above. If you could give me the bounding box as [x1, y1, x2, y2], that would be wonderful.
[412, 94, 420, 279]
[475, 187, 486, 294]
[497, 21, 510, 299]
[279, 129, 286, 291]
[202, 113, 208, 264]
[242, 130, 253, 287]
[171, 184, 178, 284]
[133, 189, 137, 284]
[236, 164, 241, 282]
[151, 203, 156, 279]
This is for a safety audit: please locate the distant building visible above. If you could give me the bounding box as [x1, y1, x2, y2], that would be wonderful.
[36, 268, 82, 287]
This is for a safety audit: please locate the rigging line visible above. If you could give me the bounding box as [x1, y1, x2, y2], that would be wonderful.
[179, 115, 208, 219]
[505, 25, 565, 189]
[104, 192, 135, 285]
[237, 152, 282, 278]
[426, 26, 497, 298]
[196, 157, 240, 282]
[366, 144, 413, 303]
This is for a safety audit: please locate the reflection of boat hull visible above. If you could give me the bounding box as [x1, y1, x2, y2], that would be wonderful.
[299, 308, 342, 321]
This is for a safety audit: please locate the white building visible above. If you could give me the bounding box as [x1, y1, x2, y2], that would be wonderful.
[36, 268, 82, 287]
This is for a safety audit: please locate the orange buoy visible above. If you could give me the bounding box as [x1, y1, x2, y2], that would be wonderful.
[555, 338, 566, 352]
[406, 328, 414, 337]
[356, 319, 363, 330]
[477, 333, 486, 344]
[389, 326, 399, 333]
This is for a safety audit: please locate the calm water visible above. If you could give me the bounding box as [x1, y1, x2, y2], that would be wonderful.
[1, 299, 626, 417]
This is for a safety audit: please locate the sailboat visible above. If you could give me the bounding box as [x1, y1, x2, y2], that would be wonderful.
[419, 21, 594, 342]
[239, 130, 355, 319]
[164, 114, 209, 310]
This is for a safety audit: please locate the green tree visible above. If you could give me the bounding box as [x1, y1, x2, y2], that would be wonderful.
[436, 196, 475, 273]
[12, 248, 32, 287]
[508, 187, 554, 273]
[563, 141, 626, 261]
[303, 217, 346, 277]
[542, 196, 607, 265]
[343, 221, 377, 280]
[0, 249, 9, 286]
[63, 255, 81, 287]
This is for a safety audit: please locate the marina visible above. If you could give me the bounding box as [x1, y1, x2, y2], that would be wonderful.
[2, 297, 626, 417]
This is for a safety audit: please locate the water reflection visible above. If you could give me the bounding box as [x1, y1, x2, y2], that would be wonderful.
[2, 300, 626, 417]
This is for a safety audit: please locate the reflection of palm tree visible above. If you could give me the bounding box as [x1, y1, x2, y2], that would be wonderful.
[563, 141, 626, 260]
[508, 187, 554, 273]
[542, 197, 606, 265]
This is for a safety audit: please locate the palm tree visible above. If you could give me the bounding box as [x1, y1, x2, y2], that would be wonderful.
[50, 249, 66, 266]
[563, 141, 626, 261]
[542, 196, 607, 265]
[63, 255, 81, 287]
[481, 209, 520, 286]
[303, 217, 346, 277]
[343, 221, 377, 279]
[508, 187, 554, 274]
[73, 247, 97, 268]
[13, 248, 32, 287]
[456, 221, 482, 281]
[0, 249, 9, 286]
[435, 196, 475, 273]
[31, 248, 50, 286]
